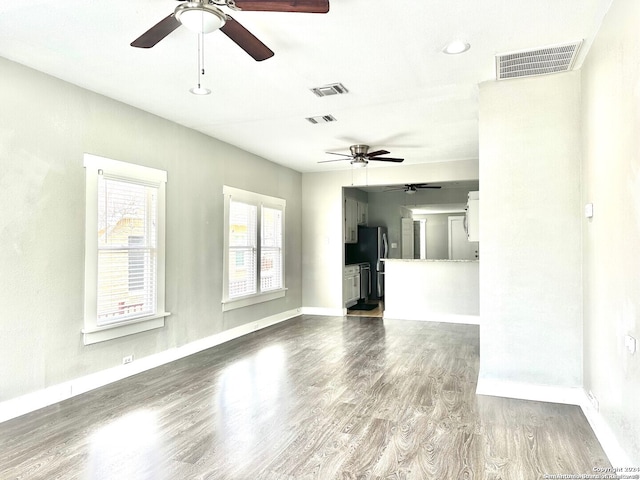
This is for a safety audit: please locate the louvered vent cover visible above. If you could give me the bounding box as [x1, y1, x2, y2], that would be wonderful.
[305, 114, 337, 124]
[496, 41, 583, 80]
[310, 83, 349, 97]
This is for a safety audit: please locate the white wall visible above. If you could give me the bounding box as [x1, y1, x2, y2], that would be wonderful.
[478, 72, 583, 387]
[581, 0, 640, 463]
[423, 214, 451, 260]
[384, 260, 479, 322]
[0, 57, 302, 403]
[301, 160, 479, 312]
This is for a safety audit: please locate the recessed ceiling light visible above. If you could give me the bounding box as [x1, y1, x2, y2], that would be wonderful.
[443, 40, 470, 55]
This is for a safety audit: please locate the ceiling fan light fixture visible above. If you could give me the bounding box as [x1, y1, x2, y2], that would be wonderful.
[175, 2, 227, 33]
[443, 40, 470, 55]
[351, 159, 368, 168]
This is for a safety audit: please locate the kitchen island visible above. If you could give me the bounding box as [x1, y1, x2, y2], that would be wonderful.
[383, 259, 479, 324]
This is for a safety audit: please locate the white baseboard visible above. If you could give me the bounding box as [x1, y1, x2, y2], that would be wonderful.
[476, 378, 585, 405]
[300, 306, 344, 317]
[383, 311, 480, 325]
[577, 390, 632, 467]
[0, 308, 301, 424]
[476, 378, 631, 467]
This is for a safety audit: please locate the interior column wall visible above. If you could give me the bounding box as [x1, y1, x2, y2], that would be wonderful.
[477, 71, 583, 388]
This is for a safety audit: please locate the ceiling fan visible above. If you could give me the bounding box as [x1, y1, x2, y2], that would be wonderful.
[385, 183, 442, 194]
[130, 0, 330, 61]
[319, 145, 405, 167]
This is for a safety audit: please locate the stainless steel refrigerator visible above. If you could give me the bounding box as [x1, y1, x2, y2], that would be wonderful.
[345, 226, 388, 300]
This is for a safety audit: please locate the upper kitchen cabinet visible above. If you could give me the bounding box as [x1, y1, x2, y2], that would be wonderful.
[344, 197, 368, 243]
[357, 201, 368, 225]
[344, 197, 358, 243]
[465, 191, 479, 242]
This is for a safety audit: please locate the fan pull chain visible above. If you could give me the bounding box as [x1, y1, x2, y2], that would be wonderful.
[198, 32, 204, 86]
[190, 32, 211, 95]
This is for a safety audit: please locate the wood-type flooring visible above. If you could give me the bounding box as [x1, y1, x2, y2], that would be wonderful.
[0, 315, 610, 479]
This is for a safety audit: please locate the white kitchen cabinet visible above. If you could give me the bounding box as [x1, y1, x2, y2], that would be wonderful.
[345, 198, 368, 243]
[343, 265, 360, 307]
[357, 201, 368, 225]
[344, 197, 358, 243]
[465, 191, 479, 242]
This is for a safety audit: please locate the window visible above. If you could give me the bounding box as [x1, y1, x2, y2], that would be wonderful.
[83, 154, 169, 345]
[223, 186, 286, 310]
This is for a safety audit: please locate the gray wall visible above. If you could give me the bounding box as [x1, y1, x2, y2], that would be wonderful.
[0, 57, 302, 401]
[581, 0, 640, 463]
[366, 189, 407, 259]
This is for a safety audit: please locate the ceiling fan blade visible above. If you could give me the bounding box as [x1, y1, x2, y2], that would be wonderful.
[318, 158, 350, 163]
[131, 13, 181, 48]
[233, 0, 329, 13]
[366, 149, 390, 158]
[325, 151, 353, 157]
[418, 185, 442, 189]
[369, 157, 404, 163]
[220, 16, 274, 61]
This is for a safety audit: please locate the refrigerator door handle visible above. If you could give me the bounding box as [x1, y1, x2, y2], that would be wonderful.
[382, 232, 389, 259]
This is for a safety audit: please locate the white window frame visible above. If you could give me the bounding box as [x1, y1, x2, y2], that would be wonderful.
[82, 153, 170, 345]
[222, 186, 286, 311]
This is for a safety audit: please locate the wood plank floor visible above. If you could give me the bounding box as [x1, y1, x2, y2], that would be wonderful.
[0, 315, 610, 479]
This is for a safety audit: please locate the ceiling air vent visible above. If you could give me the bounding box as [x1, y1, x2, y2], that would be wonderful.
[310, 83, 349, 97]
[496, 41, 583, 80]
[305, 114, 337, 124]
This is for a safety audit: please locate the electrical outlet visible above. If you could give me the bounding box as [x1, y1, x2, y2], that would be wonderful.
[122, 355, 134, 365]
[587, 391, 599, 411]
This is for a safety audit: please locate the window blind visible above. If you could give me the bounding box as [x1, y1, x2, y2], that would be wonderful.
[228, 200, 258, 298]
[96, 176, 158, 325]
[261, 206, 283, 291]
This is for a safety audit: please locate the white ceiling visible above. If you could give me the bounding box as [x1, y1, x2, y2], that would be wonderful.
[0, 0, 612, 173]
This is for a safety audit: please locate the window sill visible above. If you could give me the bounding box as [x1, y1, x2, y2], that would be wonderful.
[222, 289, 287, 312]
[82, 312, 171, 345]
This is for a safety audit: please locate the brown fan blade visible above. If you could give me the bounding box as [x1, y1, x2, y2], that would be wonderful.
[233, 0, 329, 13]
[369, 157, 404, 163]
[220, 16, 274, 61]
[414, 183, 441, 189]
[366, 149, 390, 157]
[131, 13, 181, 48]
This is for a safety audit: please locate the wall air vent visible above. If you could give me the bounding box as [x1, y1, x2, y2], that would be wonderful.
[305, 114, 337, 124]
[496, 41, 583, 80]
[310, 83, 349, 97]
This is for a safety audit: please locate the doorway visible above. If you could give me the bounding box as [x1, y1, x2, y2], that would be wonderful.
[448, 215, 478, 260]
